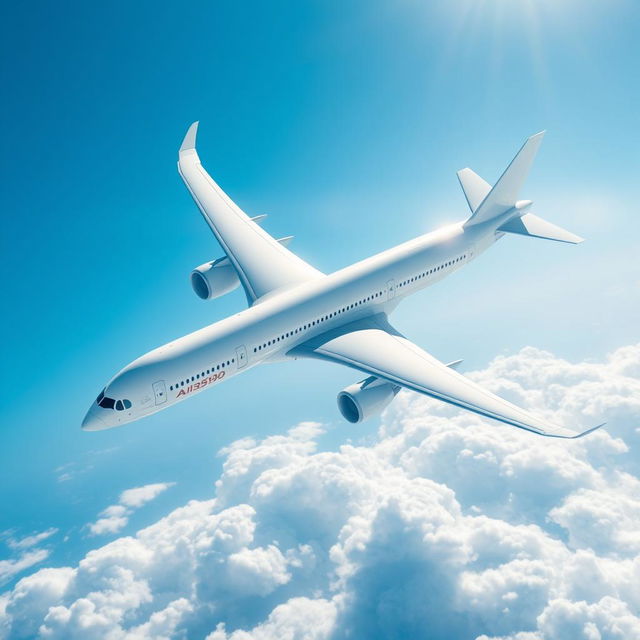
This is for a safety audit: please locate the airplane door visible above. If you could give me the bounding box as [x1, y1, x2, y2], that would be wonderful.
[386, 279, 396, 301]
[236, 345, 248, 369]
[152, 380, 167, 405]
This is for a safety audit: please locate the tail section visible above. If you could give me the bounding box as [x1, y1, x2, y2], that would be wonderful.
[463, 131, 545, 227]
[458, 131, 583, 244]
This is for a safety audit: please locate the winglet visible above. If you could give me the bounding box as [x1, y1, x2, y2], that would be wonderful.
[569, 422, 606, 439]
[546, 422, 606, 439]
[180, 121, 199, 153]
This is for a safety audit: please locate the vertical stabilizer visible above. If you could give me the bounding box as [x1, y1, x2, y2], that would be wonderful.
[464, 132, 545, 227]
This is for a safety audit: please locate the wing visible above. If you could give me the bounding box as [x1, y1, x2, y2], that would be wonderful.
[292, 315, 603, 439]
[178, 122, 323, 303]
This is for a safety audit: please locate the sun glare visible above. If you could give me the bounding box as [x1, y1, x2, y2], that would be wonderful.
[421, 0, 595, 100]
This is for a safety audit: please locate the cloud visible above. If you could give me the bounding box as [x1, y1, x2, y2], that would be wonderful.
[207, 597, 338, 640]
[53, 447, 120, 484]
[119, 483, 176, 509]
[6, 529, 58, 552]
[0, 550, 50, 587]
[0, 529, 59, 587]
[87, 482, 175, 537]
[1, 345, 639, 639]
[549, 473, 640, 556]
[1, 567, 75, 639]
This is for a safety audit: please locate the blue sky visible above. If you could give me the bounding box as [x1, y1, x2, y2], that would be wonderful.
[1, 0, 639, 633]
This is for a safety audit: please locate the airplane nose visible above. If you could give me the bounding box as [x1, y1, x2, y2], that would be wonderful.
[81, 404, 108, 431]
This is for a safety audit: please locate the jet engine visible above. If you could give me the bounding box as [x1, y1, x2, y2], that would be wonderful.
[190, 258, 240, 300]
[337, 376, 400, 423]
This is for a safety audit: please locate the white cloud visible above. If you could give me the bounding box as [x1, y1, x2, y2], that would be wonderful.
[0, 550, 50, 587]
[225, 545, 291, 596]
[120, 484, 176, 509]
[87, 482, 175, 537]
[1, 567, 75, 639]
[126, 598, 193, 640]
[1, 345, 640, 639]
[207, 597, 338, 640]
[0, 529, 59, 587]
[7, 529, 58, 552]
[549, 473, 640, 556]
[536, 596, 640, 640]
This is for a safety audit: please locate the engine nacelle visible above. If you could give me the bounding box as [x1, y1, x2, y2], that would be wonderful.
[337, 376, 400, 423]
[190, 258, 240, 300]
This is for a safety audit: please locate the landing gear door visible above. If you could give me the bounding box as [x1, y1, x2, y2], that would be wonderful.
[152, 380, 167, 405]
[236, 345, 248, 369]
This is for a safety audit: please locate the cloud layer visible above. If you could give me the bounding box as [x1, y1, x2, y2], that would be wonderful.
[2, 344, 640, 640]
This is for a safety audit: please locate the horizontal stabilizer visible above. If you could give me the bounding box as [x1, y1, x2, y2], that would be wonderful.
[457, 169, 491, 212]
[498, 213, 583, 244]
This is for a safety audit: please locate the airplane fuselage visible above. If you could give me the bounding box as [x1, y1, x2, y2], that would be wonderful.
[82, 216, 501, 430]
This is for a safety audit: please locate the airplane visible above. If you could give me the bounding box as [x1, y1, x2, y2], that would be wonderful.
[82, 123, 604, 439]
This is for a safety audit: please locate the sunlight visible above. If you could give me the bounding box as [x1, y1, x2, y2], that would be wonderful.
[421, 0, 593, 102]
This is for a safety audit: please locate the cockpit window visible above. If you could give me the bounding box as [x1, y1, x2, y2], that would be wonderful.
[98, 394, 131, 411]
[98, 395, 115, 409]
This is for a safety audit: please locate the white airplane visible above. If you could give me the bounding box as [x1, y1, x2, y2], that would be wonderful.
[82, 124, 603, 439]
